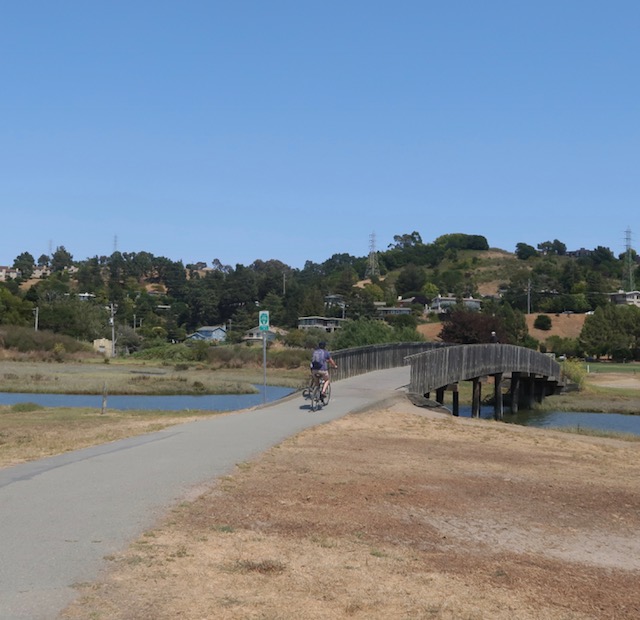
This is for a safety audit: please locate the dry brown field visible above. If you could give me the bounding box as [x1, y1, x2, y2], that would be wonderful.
[62, 385, 640, 619]
[419, 313, 586, 344]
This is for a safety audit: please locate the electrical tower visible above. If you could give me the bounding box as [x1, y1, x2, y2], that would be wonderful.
[365, 232, 379, 279]
[624, 227, 635, 291]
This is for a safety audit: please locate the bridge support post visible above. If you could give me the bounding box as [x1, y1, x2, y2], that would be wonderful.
[452, 384, 459, 416]
[534, 378, 545, 404]
[524, 377, 535, 409]
[435, 387, 445, 405]
[510, 372, 521, 414]
[493, 373, 503, 421]
[471, 377, 481, 418]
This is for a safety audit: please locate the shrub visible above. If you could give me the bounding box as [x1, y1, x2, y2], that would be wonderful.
[0, 325, 92, 357]
[560, 359, 587, 389]
[533, 314, 552, 330]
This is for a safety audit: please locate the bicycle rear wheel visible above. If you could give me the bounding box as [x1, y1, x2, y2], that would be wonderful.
[310, 386, 322, 412]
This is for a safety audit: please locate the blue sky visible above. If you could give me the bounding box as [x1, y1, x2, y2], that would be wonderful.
[2, 1, 638, 269]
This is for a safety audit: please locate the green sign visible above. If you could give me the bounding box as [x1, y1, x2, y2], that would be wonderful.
[259, 310, 270, 331]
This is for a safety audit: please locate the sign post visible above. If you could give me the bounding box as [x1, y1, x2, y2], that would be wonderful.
[259, 311, 270, 402]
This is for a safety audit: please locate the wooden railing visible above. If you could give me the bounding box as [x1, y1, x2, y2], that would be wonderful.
[405, 344, 562, 394]
[331, 342, 450, 381]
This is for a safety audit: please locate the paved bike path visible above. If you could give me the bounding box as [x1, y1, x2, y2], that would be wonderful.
[0, 367, 410, 620]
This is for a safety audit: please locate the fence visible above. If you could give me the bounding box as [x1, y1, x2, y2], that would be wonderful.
[331, 342, 450, 381]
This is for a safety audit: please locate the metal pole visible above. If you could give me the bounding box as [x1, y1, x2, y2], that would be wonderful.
[34, 307, 39, 331]
[262, 331, 267, 404]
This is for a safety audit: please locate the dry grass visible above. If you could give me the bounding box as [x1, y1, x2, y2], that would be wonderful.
[62, 400, 640, 620]
[0, 360, 305, 395]
[0, 405, 225, 468]
[418, 313, 586, 344]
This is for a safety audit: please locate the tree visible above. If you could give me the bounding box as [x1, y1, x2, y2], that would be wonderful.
[51, 246, 73, 272]
[395, 264, 427, 297]
[537, 239, 566, 256]
[439, 309, 503, 344]
[434, 233, 489, 251]
[13, 252, 35, 279]
[389, 231, 423, 250]
[0, 285, 33, 326]
[515, 242, 538, 260]
[332, 318, 394, 348]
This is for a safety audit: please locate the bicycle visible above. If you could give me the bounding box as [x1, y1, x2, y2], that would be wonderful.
[302, 371, 331, 411]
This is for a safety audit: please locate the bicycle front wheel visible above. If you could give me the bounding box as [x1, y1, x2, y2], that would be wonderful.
[322, 383, 331, 406]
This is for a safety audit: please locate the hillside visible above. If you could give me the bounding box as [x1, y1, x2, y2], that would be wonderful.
[418, 312, 586, 343]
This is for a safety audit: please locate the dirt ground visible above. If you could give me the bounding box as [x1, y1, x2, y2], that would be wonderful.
[418, 313, 586, 343]
[63, 394, 640, 620]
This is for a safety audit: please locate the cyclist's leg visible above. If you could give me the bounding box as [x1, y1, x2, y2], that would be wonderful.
[320, 371, 329, 395]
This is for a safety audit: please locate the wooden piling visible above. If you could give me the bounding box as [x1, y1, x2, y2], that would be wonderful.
[493, 372, 503, 421]
[471, 377, 481, 418]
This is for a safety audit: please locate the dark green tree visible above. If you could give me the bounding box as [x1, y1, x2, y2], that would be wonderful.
[515, 243, 538, 260]
[13, 251, 35, 279]
[50, 246, 73, 272]
[440, 309, 503, 344]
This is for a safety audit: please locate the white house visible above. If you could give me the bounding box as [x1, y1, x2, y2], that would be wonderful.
[610, 290, 640, 308]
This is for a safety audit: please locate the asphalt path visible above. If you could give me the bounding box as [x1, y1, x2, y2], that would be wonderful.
[0, 367, 410, 620]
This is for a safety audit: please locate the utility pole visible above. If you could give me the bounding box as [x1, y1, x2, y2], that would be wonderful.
[527, 279, 532, 315]
[33, 307, 39, 331]
[624, 227, 635, 291]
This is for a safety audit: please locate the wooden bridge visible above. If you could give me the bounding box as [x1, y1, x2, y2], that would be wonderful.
[331, 342, 563, 420]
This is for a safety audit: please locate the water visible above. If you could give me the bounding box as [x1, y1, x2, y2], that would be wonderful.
[455, 405, 640, 436]
[3, 388, 639, 437]
[0, 385, 295, 412]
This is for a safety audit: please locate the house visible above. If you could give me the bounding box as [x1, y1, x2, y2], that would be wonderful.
[0, 266, 20, 281]
[376, 306, 413, 318]
[186, 325, 227, 342]
[610, 290, 640, 308]
[298, 316, 347, 333]
[242, 325, 286, 344]
[428, 295, 482, 314]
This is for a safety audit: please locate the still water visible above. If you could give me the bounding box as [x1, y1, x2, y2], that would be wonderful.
[2, 390, 639, 436]
[0, 386, 295, 412]
[456, 405, 640, 436]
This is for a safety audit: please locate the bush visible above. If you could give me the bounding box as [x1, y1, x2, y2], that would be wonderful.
[560, 359, 587, 389]
[533, 314, 552, 330]
[0, 325, 92, 357]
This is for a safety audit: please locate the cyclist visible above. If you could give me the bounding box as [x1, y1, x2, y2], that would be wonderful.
[310, 341, 337, 401]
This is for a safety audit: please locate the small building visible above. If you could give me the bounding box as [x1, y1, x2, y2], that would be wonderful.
[298, 316, 347, 333]
[93, 338, 113, 357]
[610, 290, 640, 308]
[186, 325, 227, 342]
[376, 306, 413, 318]
[242, 325, 286, 344]
[0, 266, 20, 281]
[428, 295, 482, 314]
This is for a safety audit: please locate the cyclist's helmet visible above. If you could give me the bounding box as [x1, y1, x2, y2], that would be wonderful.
[318, 341, 326, 348]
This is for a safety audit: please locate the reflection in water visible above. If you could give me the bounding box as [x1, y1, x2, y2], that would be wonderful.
[0, 386, 295, 412]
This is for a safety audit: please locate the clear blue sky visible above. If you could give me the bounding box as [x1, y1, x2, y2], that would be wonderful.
[2, 1, 638, 269]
